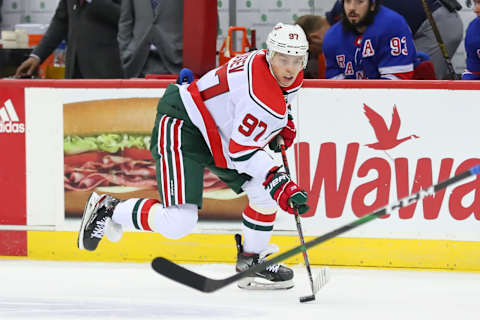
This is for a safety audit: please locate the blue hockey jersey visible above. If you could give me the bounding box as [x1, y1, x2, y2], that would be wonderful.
[323, 23, 365, 79]
[462, 18, 480, 80]
[323, 6, 416, 80]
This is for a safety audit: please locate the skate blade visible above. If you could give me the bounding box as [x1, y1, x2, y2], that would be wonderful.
[77, 192, 101, 250]
[238, 277, 294, 290]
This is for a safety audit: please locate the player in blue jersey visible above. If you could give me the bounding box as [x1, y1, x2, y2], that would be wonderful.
[323, 0, 416, 80]
[462, 0, 480, 80]
[326, 0, 463, 80]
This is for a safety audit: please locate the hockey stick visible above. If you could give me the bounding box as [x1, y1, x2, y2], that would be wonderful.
[420, 0, 458, 79]
[152, 165, 480, 293]
[279, 140, 328, 302]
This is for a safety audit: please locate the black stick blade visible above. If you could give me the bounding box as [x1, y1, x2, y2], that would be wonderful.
[151, 257, 237, 293]
[299, 295, 316, 303]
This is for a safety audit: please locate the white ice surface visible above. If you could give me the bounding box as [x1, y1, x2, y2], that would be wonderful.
[0, 260, 478, 320]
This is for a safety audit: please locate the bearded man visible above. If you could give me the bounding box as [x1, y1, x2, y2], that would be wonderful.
[323, 0, 416, 80]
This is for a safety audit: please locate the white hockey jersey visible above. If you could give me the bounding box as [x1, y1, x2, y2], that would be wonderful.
[178, 49, 303, 180]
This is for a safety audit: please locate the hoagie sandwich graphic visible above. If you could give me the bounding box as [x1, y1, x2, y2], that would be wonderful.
[63, 98, 247, 219]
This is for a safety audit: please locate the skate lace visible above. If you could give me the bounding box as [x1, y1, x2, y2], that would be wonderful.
[258, 244, 281, 273]
[265, 264, 280, 273]
[91, 217, 108, 239]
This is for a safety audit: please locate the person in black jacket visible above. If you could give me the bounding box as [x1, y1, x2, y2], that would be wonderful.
[0, 0, 3, 28]
[15, 0, 123, 79]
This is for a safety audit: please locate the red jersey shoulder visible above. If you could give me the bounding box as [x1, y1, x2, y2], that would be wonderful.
[248, 51, 303, 119]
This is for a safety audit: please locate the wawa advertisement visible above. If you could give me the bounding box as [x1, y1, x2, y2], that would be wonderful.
[61, 89, 248, 223]
[295, 87, 480, 240]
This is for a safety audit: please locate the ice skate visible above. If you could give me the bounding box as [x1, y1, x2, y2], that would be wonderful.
[77, 192, 121, 251]
[235, 234, 294, 290]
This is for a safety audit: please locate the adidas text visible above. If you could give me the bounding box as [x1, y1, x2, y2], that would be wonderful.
[0, 122, 25, 133]
[0, 99, 24, 134]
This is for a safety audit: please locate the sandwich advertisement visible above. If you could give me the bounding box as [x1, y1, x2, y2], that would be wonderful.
[62, 94, 248, 221]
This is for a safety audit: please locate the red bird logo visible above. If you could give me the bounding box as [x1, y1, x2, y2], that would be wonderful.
[363, 104, 419, 150]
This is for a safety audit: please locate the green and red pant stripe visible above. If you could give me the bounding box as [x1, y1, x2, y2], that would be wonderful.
[241, 205, 276, 231]
[132, 198, 160, 231]
[157, 115, 186, 207]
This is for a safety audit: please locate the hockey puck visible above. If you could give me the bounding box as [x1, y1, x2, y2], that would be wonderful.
[299, 295, 315, 303]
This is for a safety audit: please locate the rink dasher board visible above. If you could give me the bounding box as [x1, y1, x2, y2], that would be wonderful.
[1, 79, 480, 271]
[1, 230, 477, 273]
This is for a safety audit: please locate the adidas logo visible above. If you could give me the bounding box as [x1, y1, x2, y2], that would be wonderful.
[0, 99, 25, 134]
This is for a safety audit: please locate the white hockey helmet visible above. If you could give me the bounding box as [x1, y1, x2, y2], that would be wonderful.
[266, 22, 309, 69]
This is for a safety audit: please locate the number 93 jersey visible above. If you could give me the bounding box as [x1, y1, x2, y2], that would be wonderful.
[360, 6, 416, 80]
[178, 49, 303, 180]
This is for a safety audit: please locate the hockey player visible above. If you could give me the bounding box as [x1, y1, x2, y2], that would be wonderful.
[462, 0, 480, 80]
[323, 0, 416, 79]
[77, 23, 310, 290]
